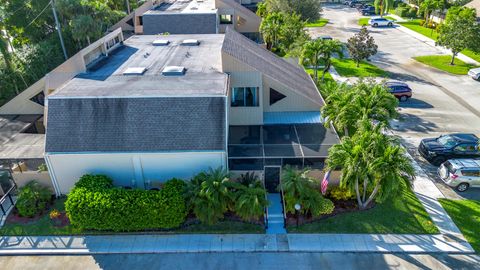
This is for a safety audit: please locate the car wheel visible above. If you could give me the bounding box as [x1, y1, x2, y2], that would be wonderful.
[456, 183, 469, 192]
[388, 22, 393, 27]
[400, 96, 408, 102]
[431, 157, 446, 166]
[373, 23, 378, 27]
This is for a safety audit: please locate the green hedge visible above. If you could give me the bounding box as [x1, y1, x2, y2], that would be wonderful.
[65, 175, 187, 231]
[395, 7, 416, 18]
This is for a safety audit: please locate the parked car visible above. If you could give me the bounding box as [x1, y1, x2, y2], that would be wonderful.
[360, 6, 376, 15]
[418, 133, 480, 166]
[369, 17, 394, 27]
[438, 159, 480, 192]
[384, 81, 412, 101]
[468, 67, 480, 81]
[318, 35, 333, 40]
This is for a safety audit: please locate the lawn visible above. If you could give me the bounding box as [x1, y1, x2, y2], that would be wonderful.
[305, 68, 336, 85]
[358, 16, 396, 26]
[462, 49, 480, 63]
[289, 186, 439, 234]
[331, 58, 388, 77]
[0, 198, 264, 236]
[413, 55, 479, 75]
[306, 18, 329, 27]
[398, 19, 438, 40]
[439, 199, 480, 253]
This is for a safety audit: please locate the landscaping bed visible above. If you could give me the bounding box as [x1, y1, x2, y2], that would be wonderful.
[439, 199, 480, 253]
[413, 55, 479, 75]
[288, 187, 439, 234]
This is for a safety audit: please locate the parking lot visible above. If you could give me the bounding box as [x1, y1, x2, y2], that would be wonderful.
[313, 4, 480, 200]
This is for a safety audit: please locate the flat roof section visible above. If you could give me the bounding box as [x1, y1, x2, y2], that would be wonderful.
[146, 0, 216, 14]
[0, 115, 45, 159]
[51, 34, 227, 98]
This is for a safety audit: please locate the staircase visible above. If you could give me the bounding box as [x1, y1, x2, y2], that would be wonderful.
[266, 193, 287, 234]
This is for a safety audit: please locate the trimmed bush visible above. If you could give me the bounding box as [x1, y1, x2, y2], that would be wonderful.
[328, 186, 356, 201]
[16, 181, 52, 217]
[65, 175, 187, 231]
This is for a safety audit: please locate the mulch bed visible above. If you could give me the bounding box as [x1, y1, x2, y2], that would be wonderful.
[286, 199, 376, 226]
[5, 198, 70, 228]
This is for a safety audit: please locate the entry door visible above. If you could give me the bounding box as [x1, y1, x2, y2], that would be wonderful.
[264, 166, 281, 193]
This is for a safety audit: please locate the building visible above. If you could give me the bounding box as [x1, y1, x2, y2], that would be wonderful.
[117, 0, 261, 41]
[42, 28, 338, 195]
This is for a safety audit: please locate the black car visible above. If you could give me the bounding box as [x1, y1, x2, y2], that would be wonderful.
[418, 133, 480, 166]
[361, 6, 375, 15]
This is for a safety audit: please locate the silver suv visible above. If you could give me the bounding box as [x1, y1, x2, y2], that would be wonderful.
[438, 159, 480, 192]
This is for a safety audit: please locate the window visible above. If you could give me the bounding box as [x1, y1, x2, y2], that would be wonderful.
[454, 144, 476, 152]
[219, 14, 233, 24]
[30, 91, 45, 106]
[138, 16, 143, 26]
[270, 88, 286, 105]
[231, 87, 259, 107]
[461, 170, 480, 177]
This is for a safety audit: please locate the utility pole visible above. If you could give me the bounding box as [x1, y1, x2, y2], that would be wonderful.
[126, 0, 131, 14]
[51, 0, 68, 60]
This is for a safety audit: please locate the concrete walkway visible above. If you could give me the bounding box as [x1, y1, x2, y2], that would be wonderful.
[0, 233, 473, 255]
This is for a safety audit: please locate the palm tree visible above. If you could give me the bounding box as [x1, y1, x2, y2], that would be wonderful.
[187, 167, 233, 225]
[321, 83, 361, 137]
[326, 120, 415, 210]
[356, 80, 399, 127]
[374, 0, 394, 17]
[301, 39, 344, 83]
[260, 12, 284, 51]
[233, 180, 269, 222]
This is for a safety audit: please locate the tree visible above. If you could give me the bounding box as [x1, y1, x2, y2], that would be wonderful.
[347, 26, 378, 68]
[301, 38, 343, 83]
[233, 180, 269, 222]
[437, 6, 480, 65]
[260, 12, 284, 51]
[263, 0, 323, 22]
[186, 167, 233, 225]
[322, 81, 398, 137]
[260, 12, 307, 54]
[326, 120, 415, 210]
[374, 0, 394, 16]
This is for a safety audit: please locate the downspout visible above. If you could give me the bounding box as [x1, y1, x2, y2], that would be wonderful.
[224, 75, 230, 170]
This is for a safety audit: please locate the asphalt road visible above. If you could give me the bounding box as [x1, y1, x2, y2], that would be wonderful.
[311, 5, 480, 200]
[0, 253, 479, 270]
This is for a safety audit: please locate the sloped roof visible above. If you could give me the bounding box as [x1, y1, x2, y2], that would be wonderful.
[45, 97, 226, 153]
[221, 28, 324, 106]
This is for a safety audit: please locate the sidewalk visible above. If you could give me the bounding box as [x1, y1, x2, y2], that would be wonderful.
[0, 233, 473, 255]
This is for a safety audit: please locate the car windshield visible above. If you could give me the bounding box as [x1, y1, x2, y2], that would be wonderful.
[437, 135, 457, 148]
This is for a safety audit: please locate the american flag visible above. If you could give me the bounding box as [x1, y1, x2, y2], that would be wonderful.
[321, 171, 331, 195]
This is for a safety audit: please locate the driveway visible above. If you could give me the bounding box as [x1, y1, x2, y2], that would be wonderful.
[312, 5, 480, 200]
[0, 253, 479, 270]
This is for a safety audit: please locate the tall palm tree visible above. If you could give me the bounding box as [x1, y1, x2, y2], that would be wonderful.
[301, 39, 344, 83]
[356, 80, 399, 126]
[326, 120, 415, 210]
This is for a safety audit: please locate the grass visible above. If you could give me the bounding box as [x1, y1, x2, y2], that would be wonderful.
[305, 68, 336, 85]
[289, 186, 439, 234]
[413, 55, 479, 75]
[397, 19, 438, 40]
[358, 16, 396, 26]
[462, 49, 480, 63]
[439, 199, 480, 253]
[0, 198, 264, 236]
[305, 18, 329, 27]
[331, 58, 388, 77]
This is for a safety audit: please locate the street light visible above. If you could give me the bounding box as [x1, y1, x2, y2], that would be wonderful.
[294, 203, 301, 228]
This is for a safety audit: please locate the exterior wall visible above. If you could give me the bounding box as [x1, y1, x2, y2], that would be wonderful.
[46, 151, 227, 195]
[223, 53, 264, 125]
[0, 78, 46, 115]
[142, 13, 217, 34]
[12, 171, 54, 192]
[263, 75, 321, 112]
[216, 0, 261, 34]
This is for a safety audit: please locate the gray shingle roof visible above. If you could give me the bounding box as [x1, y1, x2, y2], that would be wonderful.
[221, 28, 324, 106]
[45, 97, 226, 153]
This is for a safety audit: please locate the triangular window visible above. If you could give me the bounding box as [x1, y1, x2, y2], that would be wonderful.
[270, 88, 286, 105]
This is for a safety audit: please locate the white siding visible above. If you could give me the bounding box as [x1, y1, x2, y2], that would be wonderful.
[46, 151, 226, 195]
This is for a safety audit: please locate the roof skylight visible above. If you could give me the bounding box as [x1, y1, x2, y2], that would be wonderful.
[123, 67, 147, 75]
[181, 39, 199, 46]
[162, 66, 186, 76]
[152, 39, 170, 46]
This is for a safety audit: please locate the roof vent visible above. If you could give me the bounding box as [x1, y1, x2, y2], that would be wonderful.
[162, 66, 186, 76]
[152, 39, 170, 46]
[123, 67, 147, 75]
[181, 39, 199, 46]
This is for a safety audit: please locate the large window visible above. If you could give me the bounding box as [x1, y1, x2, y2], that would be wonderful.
[219, 14, 233, 24]
[231, 87, 259, 107]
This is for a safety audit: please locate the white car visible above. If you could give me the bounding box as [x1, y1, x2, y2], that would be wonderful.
[468, 67, 480, 81]
[438, 159, 480, 192]
[368, 17, 394, 27]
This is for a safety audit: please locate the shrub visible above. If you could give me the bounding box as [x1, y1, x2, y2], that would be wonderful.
[395, 7, 410, 18]
[65, 176, 187, 231]
[233, 180, 268, 222]
[15, 181, 52, 217]
[408, 7, 417, 17]
[328, 186, 356, 201]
